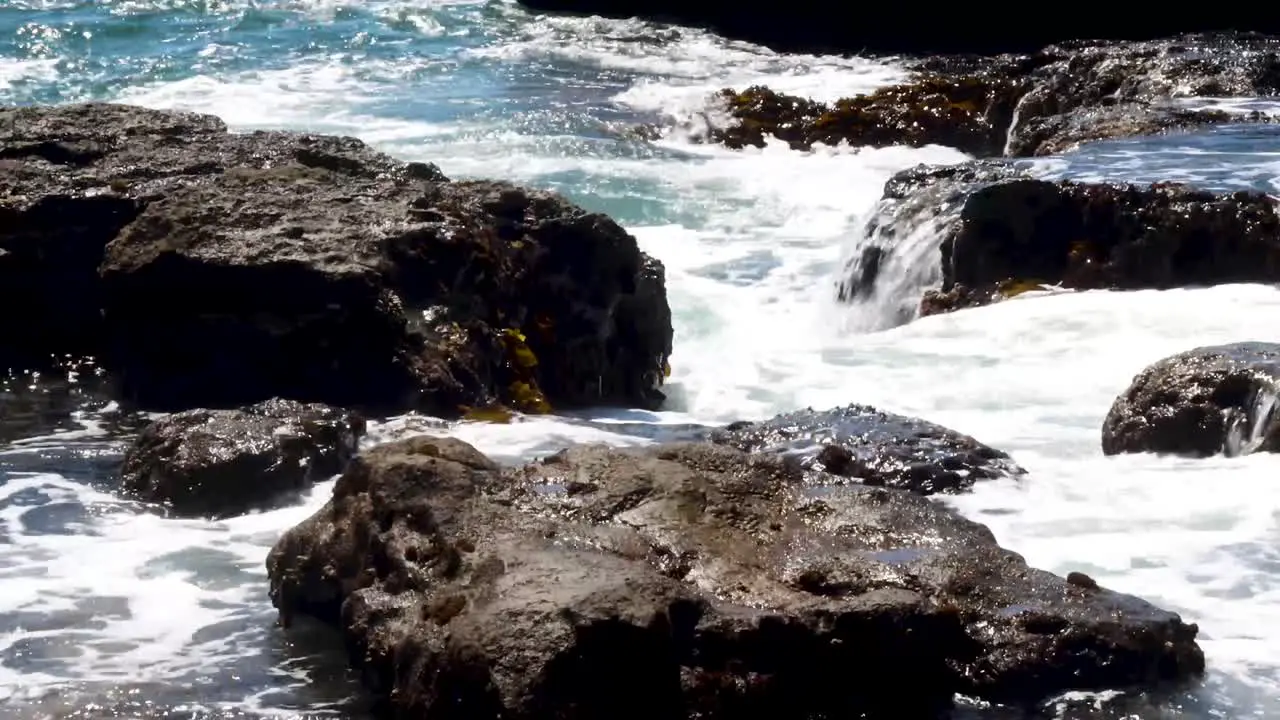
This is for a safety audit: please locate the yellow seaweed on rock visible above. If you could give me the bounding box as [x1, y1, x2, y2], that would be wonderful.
[509, 380, 551, 414]
[461, 405, 516, 424]
[998, 279, 1048, 298]
[501, 328, 539, 369]
[496, 327, 551, 414]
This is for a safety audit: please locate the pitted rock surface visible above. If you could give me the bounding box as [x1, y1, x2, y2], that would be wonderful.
[1103, 342, 1280, 457]
[268, 436, 1204, 718]
[120, 398, 365, 517]
[710, 404, 1024, 495]
[1, 103, 673, 416]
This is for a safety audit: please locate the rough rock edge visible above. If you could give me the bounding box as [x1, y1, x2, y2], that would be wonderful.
[267, 436, 1205, 718]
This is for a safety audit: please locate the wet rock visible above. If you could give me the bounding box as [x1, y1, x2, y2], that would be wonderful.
[843, 160, 1280, 319]
[268, 436, 1204, 718]
[1, 103, 673, 416]
[120, 398, 365, 517]
[701, 34, 1280, 158]
[1102, 343, 1280, 457]
[1007, 105, 1276, 157]
[710, 404, 1023, 494]
[517, 0, 1280, 57]
[929, 175, 1280, 314]
[836, 160, 1022, 320]
[710, 79, 1020, 156]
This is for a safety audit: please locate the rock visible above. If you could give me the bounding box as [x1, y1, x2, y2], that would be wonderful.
[120, 398, 365, 517]
[268, 436, 1204, 718]
[930, 176, 1280, 313]
[517, 0, 1280, 57]
[1, 103, 673, 416]
[709, 404, 1024, 495]
[1102, 343, 1280, 457]
[1007, 105, 1276, 157]
[709, 79, 1020, 156]
[836, 160, 1022, 322]
[842, 160, 1280, 319]
[699, 34, 1280, 158]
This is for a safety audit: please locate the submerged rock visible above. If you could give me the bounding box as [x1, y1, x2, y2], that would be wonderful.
[843, 160, 1280, 320]
[268, 436, 1204, 718]
[1, 103, 673, 416]
[698, 34, 1280, 157]
[1102, 343, 1280, 457]
[710, 404, 1023, 494]
[120, 398, 365, 517]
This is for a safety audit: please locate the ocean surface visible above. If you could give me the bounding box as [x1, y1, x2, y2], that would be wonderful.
[3, 1, 1280, 718]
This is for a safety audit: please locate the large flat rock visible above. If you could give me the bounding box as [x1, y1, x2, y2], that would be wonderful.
[268, 437, 1204, 718]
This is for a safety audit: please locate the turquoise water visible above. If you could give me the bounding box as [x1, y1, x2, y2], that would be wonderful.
[4, 2, 1280, 718]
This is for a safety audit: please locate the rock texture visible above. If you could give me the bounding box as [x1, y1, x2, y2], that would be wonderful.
[1, 103, 672, 416]
[840, 160, 1280, 319]
[710, 404, 1023, 495]
[120, 398, 365, 517]
[700, 34, 1280, 157]
[517, 0, 1280, 57]
[268, 436, 1204, 718]
[1102, 343, 1280, 457]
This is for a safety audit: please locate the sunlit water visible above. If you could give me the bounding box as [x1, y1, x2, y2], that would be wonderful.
[2, 1, 1280, 717]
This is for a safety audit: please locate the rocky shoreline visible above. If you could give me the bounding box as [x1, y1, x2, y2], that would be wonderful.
[6, 25, 1280, 718]
[698, 34, 1280, 159]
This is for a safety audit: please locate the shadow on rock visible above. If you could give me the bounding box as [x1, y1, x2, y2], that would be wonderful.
[0, 357, 149, 446]
[710, 404, 1024, 495]
[119, 398, 365, 518]
[267, 437, 1204, 719]
[1103, 342, 1280, 457]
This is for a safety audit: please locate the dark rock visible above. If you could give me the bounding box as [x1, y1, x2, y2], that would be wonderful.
[709, 79, 1020, 156]
[1102, 342, 1280, 457]
[836, 160, 1023, 320]
[699, 34, 1280, 158]
[842, 160, 1280, 319]
[929, 176, 1280, 314]
[709, 404, 1024, 495]
[517, 0, 1280, 57]
[1, 103, 673, 416]
[268, 436, 1204, 718]
[120, 398, 365, 517]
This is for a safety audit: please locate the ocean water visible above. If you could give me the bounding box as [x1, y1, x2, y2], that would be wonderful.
[2, 1, 1280, 717]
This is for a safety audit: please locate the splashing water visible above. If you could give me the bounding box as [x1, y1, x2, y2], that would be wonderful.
[1, 1, 1280, 717]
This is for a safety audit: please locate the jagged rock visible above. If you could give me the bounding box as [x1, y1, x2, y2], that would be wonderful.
[699, 33, 1280, 158]
[119, 398, 364, 518]
[841, 160, 1280, 319]
[0, 103, 673, 416]
[1102, 343, 1280, 457]
[268, 436, 1204, 718]
[517, 0, 1280, 56]
[710, 79, 1020, 156]
[710, 404, 1023, 494]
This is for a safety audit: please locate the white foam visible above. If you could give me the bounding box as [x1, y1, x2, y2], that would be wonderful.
[2, 2, 1279, 716]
